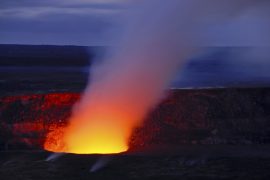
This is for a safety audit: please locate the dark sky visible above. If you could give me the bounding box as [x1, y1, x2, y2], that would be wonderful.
[0, 0, 129, 45]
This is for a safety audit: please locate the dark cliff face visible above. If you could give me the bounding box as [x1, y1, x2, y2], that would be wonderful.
[0, 44, 94, 67]
[0, 88, 269, 150]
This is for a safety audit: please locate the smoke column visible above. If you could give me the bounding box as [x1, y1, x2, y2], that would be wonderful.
[45, 0, 269, 154]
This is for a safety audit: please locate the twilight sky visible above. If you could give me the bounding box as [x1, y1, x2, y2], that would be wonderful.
[0, 0, 130, 45]
[0, 0, 269, 46]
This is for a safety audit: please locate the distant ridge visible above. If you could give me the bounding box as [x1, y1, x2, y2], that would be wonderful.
[0, 44, 104, 67]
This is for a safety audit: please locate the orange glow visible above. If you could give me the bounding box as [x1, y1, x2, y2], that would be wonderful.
[43, 68, 154, 154]
[63, 121, 129, 154]
[44, 103, 133, 154]
[44, 125, 67, 153]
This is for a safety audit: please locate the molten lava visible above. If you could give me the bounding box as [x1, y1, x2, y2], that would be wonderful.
[44, 103, 132, 154]
[63, 121, 129, 154]
[44, 119, 130, 154]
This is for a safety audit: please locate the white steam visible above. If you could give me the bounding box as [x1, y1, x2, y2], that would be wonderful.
[67, 0, 269, 151]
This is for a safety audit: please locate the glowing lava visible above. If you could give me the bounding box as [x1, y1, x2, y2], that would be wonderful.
[44, 119, 130, 154]
[44, 103, 133, 154]
[63, 120, 129, 154]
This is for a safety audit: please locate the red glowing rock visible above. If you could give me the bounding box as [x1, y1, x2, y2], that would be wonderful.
[0, 88, 269, 150]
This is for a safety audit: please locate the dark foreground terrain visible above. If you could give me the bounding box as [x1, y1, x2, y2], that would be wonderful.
[1, 145, 270, 180]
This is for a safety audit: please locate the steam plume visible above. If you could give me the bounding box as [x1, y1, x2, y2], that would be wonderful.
[45, 0, 269, 154]
[62, 0, 199, 153]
